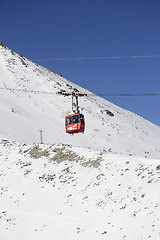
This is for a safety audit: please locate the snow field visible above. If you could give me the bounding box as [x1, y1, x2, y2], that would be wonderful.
[0, 141, 160, 240]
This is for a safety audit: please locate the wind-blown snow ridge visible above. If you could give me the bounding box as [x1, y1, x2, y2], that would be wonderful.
[0, 42, 160, 159]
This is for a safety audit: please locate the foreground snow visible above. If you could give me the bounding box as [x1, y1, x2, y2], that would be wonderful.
[1, 140, 160, 240]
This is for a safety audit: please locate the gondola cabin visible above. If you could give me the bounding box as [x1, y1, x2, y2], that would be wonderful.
[65, 113, 85, 134]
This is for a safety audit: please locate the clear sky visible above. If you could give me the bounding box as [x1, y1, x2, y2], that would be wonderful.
[1, 0, 160, 126]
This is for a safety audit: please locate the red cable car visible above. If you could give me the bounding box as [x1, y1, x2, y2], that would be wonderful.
[65, 113, 85, 134]
[57, 90, 86, 134]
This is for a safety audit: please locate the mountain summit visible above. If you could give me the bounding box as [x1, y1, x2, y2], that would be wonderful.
[0, 42, 160, 158]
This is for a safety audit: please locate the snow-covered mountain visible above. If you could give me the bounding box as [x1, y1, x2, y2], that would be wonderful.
[1, 42, 160, 240]
[0, 42, 160, 159]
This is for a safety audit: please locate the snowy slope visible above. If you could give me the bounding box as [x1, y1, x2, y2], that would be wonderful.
[1, 43, 160, 240]
[0, 140, 160, 240]
[0, 42, 160, 159]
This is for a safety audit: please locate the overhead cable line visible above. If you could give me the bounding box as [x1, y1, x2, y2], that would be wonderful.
[96, 93, 160, 97]
[0, 87, 160, 97]
[34, 54, 160, 62]
[0, 87, 55, 95]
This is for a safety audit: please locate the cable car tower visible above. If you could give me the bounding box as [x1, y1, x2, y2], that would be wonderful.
[57, 91, 87, 134]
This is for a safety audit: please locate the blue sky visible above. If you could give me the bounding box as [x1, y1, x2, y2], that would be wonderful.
[1, 0, 160, 125]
